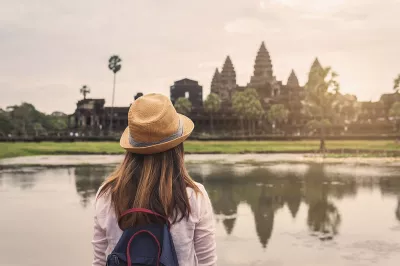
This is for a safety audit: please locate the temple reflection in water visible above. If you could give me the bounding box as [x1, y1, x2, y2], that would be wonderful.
[67, 163, 400, 249]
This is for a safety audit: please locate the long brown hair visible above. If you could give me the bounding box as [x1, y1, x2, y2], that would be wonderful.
[98, 143, 200, 229]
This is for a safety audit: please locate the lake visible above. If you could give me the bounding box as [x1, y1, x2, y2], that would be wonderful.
[1, 161, 400, 265]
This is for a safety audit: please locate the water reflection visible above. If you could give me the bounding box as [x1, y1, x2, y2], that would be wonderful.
[68, 163, 400, 248]
[74, 166, 113, 207]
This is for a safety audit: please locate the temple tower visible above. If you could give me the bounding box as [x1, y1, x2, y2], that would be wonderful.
[249, 42, 274, 88]
[287, 70, 299, 87]
[219, 56, 236, 103]
[210, 68, 221, 95]
[247, 42, 281, 100]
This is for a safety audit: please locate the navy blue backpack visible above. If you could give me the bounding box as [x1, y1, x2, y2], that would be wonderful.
[106, 208, 179, 266]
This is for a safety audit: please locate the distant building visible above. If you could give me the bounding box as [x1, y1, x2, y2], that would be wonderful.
[170, 78, 203, 108]
[68, 98, 128, 133]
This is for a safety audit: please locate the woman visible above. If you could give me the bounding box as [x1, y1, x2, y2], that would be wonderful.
[92, 93, 217, 266]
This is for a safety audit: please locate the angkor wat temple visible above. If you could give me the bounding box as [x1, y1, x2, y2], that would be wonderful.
[68, 42, 399, 137]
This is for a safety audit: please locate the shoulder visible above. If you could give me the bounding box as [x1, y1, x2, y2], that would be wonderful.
[94, 185, 113, 218]
[186, 182, 209, 200]
[186, 182, 213, 221]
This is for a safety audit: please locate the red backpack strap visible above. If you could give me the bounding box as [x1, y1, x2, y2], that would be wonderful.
[119, 208, 171, 228]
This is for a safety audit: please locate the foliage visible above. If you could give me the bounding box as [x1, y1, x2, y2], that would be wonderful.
[204, 93, 221, 134]
[303, 65, 341, 151]
[232, 88, 264, 135]
[390, 102, 400, 117]
[0, 109, 13, 136]
[108, 55, 122, 74]
[243, 88, 264, 120]
[0, 103, 68, 137]
[390, 102, 400, 133]
[334, 94, 360, 125]
[232, 91, 247, 117]
[267, 104, 289, 125]
[394, 74, 400, 93]
[204, 93, 221, 114]
[174, 97, 192, 115]
[80, 85, 90, 99]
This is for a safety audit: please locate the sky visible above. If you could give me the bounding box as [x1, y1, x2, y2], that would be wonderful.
[0, 0, 399, 114]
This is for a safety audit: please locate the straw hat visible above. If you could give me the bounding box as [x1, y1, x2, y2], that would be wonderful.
[120, 93, 194, 154]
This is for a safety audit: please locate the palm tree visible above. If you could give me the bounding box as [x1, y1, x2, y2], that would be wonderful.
[233, 88, 264, 136]
[394, 74, 400, 93]
[303, 64, 340, 152]
[243, 89, 264, 135]
[204, 93, 221, 135]
[108, 55, 122, 132]
[267, 104, 289, 134]
[80, 85, 90, 100]
[174, 97, 192, 116]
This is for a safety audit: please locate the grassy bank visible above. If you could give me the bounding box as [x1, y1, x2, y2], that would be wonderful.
[0, 140, 399, 159]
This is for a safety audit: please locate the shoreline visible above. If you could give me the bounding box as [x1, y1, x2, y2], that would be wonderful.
[1, 154, 400, 168]
[1, 141, 399, 160]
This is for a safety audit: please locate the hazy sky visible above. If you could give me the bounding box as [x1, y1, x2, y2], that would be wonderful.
[1, 0, 399, 114]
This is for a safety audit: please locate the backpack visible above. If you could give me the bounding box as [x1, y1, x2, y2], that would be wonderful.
[106, 208, 179, 266]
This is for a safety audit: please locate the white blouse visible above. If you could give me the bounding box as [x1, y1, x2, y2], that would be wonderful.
[92, 182, 217, 266]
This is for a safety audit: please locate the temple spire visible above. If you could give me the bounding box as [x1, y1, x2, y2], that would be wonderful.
[210, 68, 221, 94]
[311, 57, 323, 72]
[219, 56, 236, 103]
[249, 41, 274, 88]
[287, 70, 299, 87]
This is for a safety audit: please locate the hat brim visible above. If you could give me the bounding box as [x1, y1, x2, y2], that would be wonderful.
[120, 114, 194, 154]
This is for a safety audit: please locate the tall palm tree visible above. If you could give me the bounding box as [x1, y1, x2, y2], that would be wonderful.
[80, 85, 90, 100]
[108, 55, 122, 132]
[204, 93, 221, 135]
[303, 65, 340, 152]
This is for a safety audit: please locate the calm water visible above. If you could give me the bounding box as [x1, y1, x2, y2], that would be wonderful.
[1, 162, 400, 266]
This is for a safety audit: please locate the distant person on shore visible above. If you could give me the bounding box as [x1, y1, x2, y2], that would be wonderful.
[92, 93, 217, 266]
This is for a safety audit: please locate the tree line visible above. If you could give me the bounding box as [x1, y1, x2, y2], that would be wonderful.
[0, 103, 68, 137]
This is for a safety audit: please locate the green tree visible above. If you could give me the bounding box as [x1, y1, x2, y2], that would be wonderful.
[7, 103, 42, 136]
[108, 55, 122, 132]
[174, 97, 192, 116]
[4, 103, 67, 137]
[303, 65, 340, 151]
[267, 104, 289, 134]
[47, 113, 68, 133]
[232, 91, 247, 135]
[33, 122, 46, 137]
[389, 102, 400, 137]
[243, 88, 264, 135]
[0, 109, 13, 136]
[204, 93, 221, 135]
[394, 74, 400, 93]
[335, 94, 360, 124]
[233, 88, 264, 136]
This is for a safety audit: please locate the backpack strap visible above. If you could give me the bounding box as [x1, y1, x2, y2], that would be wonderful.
[119, 208, 171, 228]
[127, 230, 161, 266]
